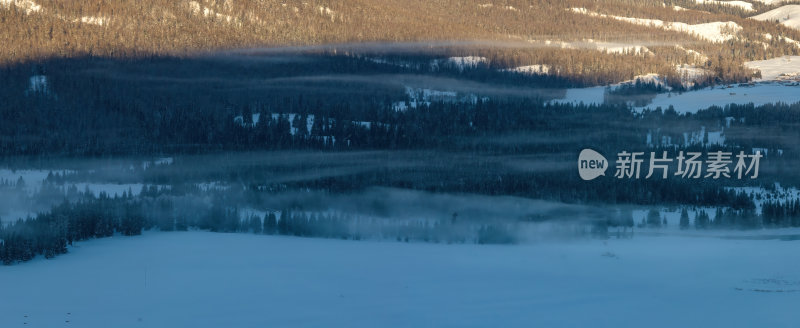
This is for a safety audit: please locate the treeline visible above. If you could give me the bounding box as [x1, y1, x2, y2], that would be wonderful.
[4, 55, 800, 158]
[0, 192, 518, 265]
[0, 54, 761, 155]
[601, 206, 763, 233]
[680, 207, 761, 230]
[0, 175, 787, 266]
[0, 197, 144, 264]
[280, 165, 761, 209]
[236, 210, 514, 245]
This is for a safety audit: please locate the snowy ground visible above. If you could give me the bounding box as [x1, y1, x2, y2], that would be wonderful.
[695, 0, 754, 12]
[1, 231, 799, 327]
[571, 8, 741, 43]
[752, 5, 800, 31]
[745, 56, 800, 81]
[552, 82, 800, 113]
[644, 82, 800, 113]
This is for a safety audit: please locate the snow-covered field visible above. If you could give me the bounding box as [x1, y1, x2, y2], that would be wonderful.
[1, 231, 799, 327]
[645, 82, 800, 113]
[552, 82, 800, 113]
[547, 53, 800, 112]
[745, 56, 800, 81]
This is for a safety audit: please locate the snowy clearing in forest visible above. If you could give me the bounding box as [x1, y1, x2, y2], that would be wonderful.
[527, 39, 651, 55]
[694, 0, 754, 11]
[571, 8, 742, 43]
[745, 56, 800, 81]
[500, 64, 552, 75]
[552, 81, 800, 113]
[643, 82, 800, 113]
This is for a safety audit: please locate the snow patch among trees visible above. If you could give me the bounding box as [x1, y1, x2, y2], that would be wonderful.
[572, 8, 742, 43]
[745, 56, 800, 80]
[554, 81, 800, 113]
[188, 1, 238, 24]
[694, 0, 754, 12]
[528, 39, 651, 56]
[444, 56, 487, 70]
[26, 75, 48, 95]
[0, 0, 41, 14]
[500, 64, 551, 75]
[74, 16, 108, 26]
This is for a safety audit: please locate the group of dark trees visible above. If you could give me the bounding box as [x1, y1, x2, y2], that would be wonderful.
[594, 204, 764, 235]
[639, 206, 760, 230]
[0, 188, 518, 265]
[762, 200, 800, 227]
[0, 196, 143, 264]
[3, 55, 800, 167]
[1, 56, 798, 159]
[4, 53, 800, 265]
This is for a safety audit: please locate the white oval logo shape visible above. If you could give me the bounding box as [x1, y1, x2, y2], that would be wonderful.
[578, 149, 608, 181]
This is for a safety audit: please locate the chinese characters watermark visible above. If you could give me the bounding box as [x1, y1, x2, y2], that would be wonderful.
[579, 149, 763, 181]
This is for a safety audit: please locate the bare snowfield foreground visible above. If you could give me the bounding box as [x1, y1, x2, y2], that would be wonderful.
[1, 231, 799, 327]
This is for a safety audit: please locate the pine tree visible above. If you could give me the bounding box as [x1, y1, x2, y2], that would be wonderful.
[277, 210, 289, 235]
[714, 207, 725, 227]
[646, 209, 661, 227]
[621, 209, 634, 228]
[264, 212, 277, 235]
[15, 176, 25, 190]
[679, 208, 690, 230]
[695, 211, 710, 229]
[249, 215, 262, 234]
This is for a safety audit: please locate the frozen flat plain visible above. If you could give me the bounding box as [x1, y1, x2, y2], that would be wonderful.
[1, 231, 799, 327]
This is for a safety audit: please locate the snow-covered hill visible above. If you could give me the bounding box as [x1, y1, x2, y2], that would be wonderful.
[752, 0, 790, 5]
[571, 8, 742, 43]
[752, 5, 800, 30]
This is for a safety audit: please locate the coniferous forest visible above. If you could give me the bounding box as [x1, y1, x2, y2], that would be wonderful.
[8, 1, 800, 327]
[4, 0, 800, 266]
[1, 52, 800, 265]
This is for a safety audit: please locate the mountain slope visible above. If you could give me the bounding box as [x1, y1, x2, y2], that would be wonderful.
[2, 0, 800, 85]
[752, 5, 800, 30]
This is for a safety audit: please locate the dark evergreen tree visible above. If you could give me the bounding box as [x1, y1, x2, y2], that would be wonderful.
[679, 208, 690, 230]
[264, 213, 278, 235]
[646, 209, 662, 228]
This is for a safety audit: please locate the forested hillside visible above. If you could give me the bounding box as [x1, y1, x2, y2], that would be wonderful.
[3, 0, 800, 85]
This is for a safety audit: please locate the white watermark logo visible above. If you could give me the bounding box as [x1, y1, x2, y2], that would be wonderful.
[579, 150, 763, 180]
[578, 149, 608, 181]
